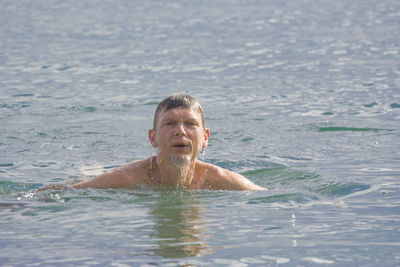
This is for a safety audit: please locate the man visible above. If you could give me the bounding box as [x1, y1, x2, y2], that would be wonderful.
[44, 94, 267, 191]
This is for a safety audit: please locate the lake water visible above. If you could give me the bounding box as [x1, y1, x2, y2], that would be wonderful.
[1, 0, 400, 266]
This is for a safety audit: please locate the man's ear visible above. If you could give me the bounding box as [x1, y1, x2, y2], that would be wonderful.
[149, 129, 157, 148]
[202, 128, 210, 148]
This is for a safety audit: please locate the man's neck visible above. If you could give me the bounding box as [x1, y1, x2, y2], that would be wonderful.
[152, 155, 196, 187]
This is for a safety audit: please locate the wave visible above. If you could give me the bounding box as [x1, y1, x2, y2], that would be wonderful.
[243, 166, 371, 206]
[0, 163, 371, 207]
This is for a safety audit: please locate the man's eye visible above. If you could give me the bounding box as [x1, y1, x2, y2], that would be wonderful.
[162, 121, 174, 126]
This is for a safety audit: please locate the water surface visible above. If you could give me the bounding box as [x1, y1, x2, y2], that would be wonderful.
[1, 0, 399, 266]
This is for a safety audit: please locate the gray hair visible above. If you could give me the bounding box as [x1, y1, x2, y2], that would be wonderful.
[153, 94, 205, 129]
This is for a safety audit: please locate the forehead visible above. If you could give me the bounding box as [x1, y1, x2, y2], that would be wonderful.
[158, 107, 202, 121]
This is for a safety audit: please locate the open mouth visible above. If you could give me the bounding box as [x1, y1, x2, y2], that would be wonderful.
[172, 142, 190, 149]
[173, 144, 189, 148]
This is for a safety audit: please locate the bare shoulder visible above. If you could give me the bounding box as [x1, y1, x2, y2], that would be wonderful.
[198, 161, 267, 191]
[122, 158, 151, 174]
[73, 158, 150, 189]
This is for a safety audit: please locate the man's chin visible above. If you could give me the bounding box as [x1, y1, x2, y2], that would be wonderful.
[170, 155, 191, 168]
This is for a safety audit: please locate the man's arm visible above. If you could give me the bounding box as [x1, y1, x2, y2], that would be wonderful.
[72, 167, 133, 189]
[38, 160, 146, 191]
[38, 167, 137, 191]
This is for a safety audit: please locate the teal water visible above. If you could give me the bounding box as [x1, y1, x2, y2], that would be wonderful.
[1, 0, 400, 266]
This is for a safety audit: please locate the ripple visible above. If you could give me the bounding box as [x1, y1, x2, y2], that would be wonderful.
[315, 182, 370, 197]
[12, 93, 35, 97]
[390, 103, 400, 108]
[248, 192, 319, 204]
[302, 257, 335, 264]
[318, 126, 385, 132]
[0, 181, 41, 196]
[363, 102, 378, 108]
[0, 202, 28, 212]
[0, 163, 14, 167]
[68, 105, 97, 112]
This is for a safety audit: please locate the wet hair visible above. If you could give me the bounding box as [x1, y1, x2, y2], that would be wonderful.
[153, 93, 205, 129]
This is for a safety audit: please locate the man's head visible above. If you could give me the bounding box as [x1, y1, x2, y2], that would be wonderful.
[149, 94, 210, 167]
[152, 94, 205, 130]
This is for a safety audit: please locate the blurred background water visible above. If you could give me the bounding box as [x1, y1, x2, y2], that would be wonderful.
[1, 0, 399, 266]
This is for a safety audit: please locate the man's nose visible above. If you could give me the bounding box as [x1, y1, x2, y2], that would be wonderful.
[175, 123, 187, 136]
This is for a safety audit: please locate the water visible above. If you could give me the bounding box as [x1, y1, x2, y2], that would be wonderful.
[1, 0, 399, 265]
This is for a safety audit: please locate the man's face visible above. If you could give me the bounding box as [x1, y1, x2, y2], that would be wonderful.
[149, 107, 209, 164]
